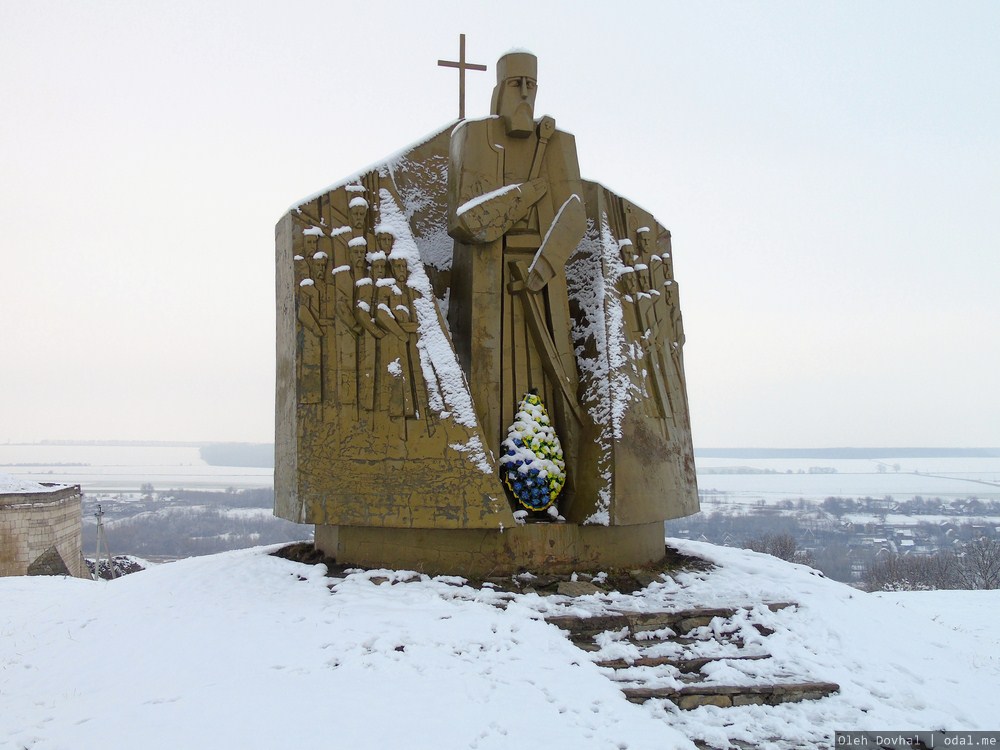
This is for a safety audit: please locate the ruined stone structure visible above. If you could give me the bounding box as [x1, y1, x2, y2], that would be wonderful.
[275, 49, 698, 574]
[0, 481, 84, 578]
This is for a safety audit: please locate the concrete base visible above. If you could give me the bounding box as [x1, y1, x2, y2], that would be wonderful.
[314, 521, 667, 576]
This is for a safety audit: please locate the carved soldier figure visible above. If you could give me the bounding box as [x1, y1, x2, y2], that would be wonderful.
[348, 195, 370, 234]
[659, 281, 688, 417]
[447, 50, 586, 465]
[389, 247, 433, 429]
[324, 217, 360, 413]
[294, 252, 322, 404]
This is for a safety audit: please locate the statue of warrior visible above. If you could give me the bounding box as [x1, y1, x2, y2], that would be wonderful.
[447, 51, 586, 463]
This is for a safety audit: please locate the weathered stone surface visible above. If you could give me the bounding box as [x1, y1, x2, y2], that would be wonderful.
[547, 604, 767, 639]
[597, 653, 771, 672]
[325, 522, 670, 576]
[625, 612, 679, 632]
[629, 570, 662, 589]
[623, 682, 839, 708]
[677, 616, 715, 633]
[556, 580, 601, 597]
[731, 694, 767, 706]
[630, 606, 736, 633]
[546, 613, 631, 636]
[677, 694, 732, 709]
[26, 545, 71, 576]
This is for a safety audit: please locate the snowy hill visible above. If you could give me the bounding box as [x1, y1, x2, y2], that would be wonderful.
[2, 540, 997, 749]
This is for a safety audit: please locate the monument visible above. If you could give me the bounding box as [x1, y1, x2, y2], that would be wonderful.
[274, 44, 698, 575]
[1, 476, 84, 578]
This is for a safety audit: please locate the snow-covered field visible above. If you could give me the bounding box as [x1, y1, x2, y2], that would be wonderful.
[2, 541, 997, 749]
[696, 457, 1000, 506]
[699, 470, 1000, 500]
[0, 444, 272, 491]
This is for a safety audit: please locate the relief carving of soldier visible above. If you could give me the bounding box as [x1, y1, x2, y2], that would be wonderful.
[294, 247, 322, 404]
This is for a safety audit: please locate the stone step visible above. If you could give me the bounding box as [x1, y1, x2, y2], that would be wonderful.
[623, 681, 840, 709]
[546, 602, 796, 638]
[546, 602, 838, 713]
[572, 632, 748, 653]
[596, 652, 771, 672]
[692, 739, 803, 750]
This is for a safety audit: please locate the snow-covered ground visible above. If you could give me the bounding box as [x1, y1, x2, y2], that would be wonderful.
[2, 540, 997, 749]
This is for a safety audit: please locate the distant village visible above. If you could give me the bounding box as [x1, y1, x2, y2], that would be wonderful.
[666, 491, 1000, 586]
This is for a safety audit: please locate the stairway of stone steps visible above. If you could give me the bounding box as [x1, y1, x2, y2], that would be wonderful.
[545, 603, 840, 710]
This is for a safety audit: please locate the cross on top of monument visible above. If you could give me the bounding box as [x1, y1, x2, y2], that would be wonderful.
[437, 33, 487, 120]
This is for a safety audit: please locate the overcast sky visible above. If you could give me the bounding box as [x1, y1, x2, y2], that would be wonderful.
[2, 1, 997, 448]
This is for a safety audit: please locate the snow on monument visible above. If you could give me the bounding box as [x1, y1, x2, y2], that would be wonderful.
[274, 46, 698, 574]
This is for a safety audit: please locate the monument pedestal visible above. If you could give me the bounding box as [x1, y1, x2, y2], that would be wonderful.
[315, 520, 667, 576]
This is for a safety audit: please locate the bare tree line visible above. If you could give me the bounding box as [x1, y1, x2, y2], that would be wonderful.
[864, 537, 1000, 591]
[743, 530, 1000, 591]
[82, 487, 308, 558]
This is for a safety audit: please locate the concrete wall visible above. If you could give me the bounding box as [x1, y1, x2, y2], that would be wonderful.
[0, 485, 84, 578]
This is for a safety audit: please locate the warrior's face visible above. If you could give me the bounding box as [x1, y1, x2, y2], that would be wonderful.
[491, 52, 539, 138]
[636, 233, 651, 255]
[349, 204, 368, 230]
[390, 257, 408, 284]
[371, 258, 387, 279]
[309, 254, 327, 280]
[621, 270, 638, 295]
[376, 232, 394, 255]
[350, 244, 367, 270]
[497, 75, 536, 137]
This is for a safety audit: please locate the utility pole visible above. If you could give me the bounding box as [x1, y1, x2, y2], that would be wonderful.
[92, 504, 116, 580]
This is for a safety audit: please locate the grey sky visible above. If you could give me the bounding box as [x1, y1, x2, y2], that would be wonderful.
[1, 1, 997, 447]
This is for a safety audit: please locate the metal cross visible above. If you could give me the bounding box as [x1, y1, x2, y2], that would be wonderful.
[438, 33, 487, 120]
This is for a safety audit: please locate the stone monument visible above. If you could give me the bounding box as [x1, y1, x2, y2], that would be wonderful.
[0, 476, 84, 578]
[275, 46, 698, 575]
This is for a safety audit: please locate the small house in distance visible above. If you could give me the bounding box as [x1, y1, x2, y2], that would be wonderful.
[0, 474, 84, 577]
